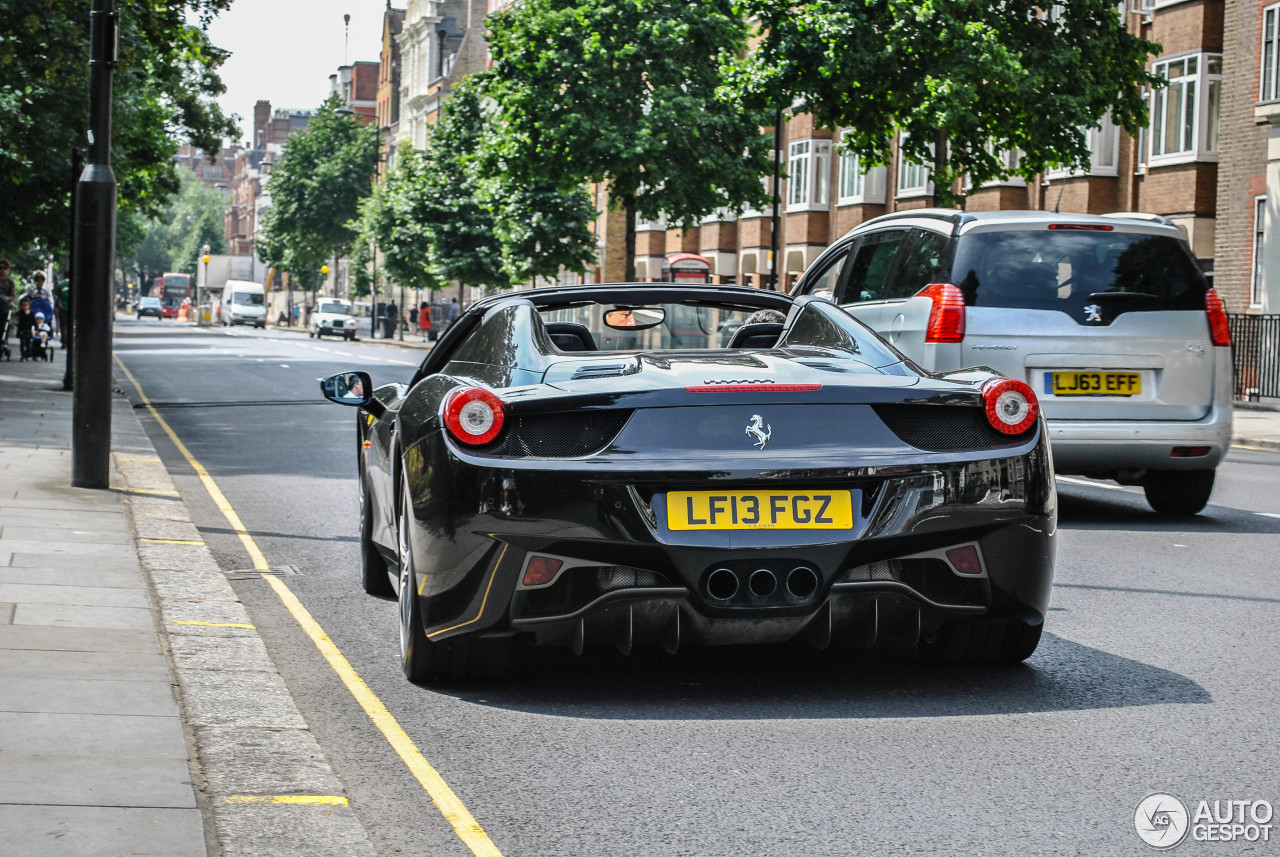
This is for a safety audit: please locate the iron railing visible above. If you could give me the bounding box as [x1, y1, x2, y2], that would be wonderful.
[1228, 314, 1280, 401]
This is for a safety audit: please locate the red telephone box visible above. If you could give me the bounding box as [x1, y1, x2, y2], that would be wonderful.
[661, 253, 713, 283]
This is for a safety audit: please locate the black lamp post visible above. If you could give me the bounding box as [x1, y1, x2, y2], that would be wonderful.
[72, 0, 119, 489]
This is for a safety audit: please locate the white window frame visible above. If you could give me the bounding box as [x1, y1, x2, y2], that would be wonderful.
[897, 139, 932, 198]
[1252, 195, 1267, 308]
[1046, 114, 1121, 179]
[1262, 4, 1280, 103]
[741, 149, 779, 218]
[836, 138, 888, 205]
[1148, 51, 1221, 166]
[786, 138, 832, 212]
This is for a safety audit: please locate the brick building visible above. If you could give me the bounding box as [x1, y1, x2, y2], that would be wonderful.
[378, 5, 407, 169]
[330, 61, 380, 124]
[221, 103, 311, 262]
[172, 143, 240, 191]
[1218, 0, 1277, 312]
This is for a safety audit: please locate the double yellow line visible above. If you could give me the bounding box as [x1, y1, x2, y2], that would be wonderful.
[115, 357, 503, 857]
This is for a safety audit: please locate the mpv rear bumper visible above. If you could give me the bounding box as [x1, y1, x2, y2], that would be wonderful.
[1046, 395, 1232, 474]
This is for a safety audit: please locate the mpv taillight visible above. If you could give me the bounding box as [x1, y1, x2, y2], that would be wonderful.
[919, 283, 966, 343]
[1205, 287, 1231, 346]
[443, 387, 506, 445]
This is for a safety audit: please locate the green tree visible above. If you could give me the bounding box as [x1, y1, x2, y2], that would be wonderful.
[482, 0, 772, 281]
[353, 149, 439, 295]
[0, 0, 238, 259]
[255, 96, 380, 295]
[117, 169, 228, 289]
[732, 0, 1161, 204]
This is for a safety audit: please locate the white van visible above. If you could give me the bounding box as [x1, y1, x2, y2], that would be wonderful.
[221, 280, 267, 328]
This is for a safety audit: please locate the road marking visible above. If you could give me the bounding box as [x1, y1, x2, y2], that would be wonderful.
[140, 538, 207, 545]
[1232, 443, 1277, 452]
[115, 355, 504, 857]
[225, 795, 349, 806]
[1056, 476, 1134, 492]
[172, 620, 256, 630]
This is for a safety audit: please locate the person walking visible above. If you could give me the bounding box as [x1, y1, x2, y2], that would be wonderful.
[0, 259, 16, 308]
[418, 302, 432, 341]
[446, 297, 459, 331]
[384, 300, 398, 340]
[15, 297, 35, 361]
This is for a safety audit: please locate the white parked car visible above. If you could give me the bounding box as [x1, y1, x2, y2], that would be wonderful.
[310, 298, 357, 341]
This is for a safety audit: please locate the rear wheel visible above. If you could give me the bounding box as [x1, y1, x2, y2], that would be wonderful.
[359, 472, 393, 596]
[1143, 469, 1215, 516]
[396, 477, 511, 683]
[918, 620, 1043, 665]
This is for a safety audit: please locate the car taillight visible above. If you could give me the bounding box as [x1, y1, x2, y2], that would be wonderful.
[1205, 287, 1231, 346]
[443, 387, 505, 445]
[919, 283, 966, 343]
[981, 378, 1039, 435]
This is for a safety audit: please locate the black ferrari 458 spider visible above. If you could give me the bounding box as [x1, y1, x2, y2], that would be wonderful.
[321, 284, 1056, 683]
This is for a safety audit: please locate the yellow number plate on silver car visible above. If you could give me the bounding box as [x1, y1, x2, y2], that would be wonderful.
[1048, 371, 1142, 397]
[667, 491, 854, 531]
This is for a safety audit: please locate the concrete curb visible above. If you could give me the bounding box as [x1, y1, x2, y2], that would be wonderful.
[110, 383, 378, 857]
[1233, 435, 1280, 452]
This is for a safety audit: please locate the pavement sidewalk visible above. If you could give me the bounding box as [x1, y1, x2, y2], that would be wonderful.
[1, 349, 377, 856]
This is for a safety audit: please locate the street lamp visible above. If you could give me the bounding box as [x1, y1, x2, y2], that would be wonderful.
[200, 244, 211, 326]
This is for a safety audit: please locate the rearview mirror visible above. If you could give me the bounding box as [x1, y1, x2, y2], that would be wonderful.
[320, 371, 372, 406]
[604, 306, 665, 330]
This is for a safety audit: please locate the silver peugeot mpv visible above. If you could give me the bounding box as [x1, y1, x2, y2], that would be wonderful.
[792, 209, 1233, 515]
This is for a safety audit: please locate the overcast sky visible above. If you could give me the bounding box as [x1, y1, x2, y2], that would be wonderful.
[205, 0, 389, 142]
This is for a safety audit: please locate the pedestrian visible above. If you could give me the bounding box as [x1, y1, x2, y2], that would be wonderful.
[385, 299, 398, 339]
[447, 297, 459, 330]
[26, 272, 52, 304]
[54, 276, 70, 344]
[0, 259, 16, 309]
[418, 301, 432, 341]
[15, 297, 34, 361]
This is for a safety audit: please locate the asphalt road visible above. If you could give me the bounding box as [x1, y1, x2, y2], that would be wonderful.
[115, 317, 1280, 856]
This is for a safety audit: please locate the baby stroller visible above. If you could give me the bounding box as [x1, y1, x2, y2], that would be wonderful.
[0, 296, 10, 361]
[29, 311, 53, 362]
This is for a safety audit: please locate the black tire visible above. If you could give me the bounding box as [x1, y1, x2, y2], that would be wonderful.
[1142, 469, 1215, 516]
[918, 620, 1043, 665]
[359, 472, 393, 596]
[309, 329, 315, 338]
[396, 477, 510, 683]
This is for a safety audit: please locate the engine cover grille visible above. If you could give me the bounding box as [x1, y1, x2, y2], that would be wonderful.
[872, 404, 1028, 453]
[481, 410, 633, 459]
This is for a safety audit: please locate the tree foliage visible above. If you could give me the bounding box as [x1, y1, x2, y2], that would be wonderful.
[117, 169, 228, 289]
[0, 0, 238, 258]
[356, 81, 597, 292]
[731, 0, 1162, 204]
[482, 0, 772, 280]
[256, 96, 380, 293]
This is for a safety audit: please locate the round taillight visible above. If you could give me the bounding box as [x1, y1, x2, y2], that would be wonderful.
[443, 387, 505, 445]
[981, 378, 1039, 436]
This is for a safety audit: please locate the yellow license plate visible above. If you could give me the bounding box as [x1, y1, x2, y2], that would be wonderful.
[667, 490, 854, 531]
[1049, 371, 1142, 397]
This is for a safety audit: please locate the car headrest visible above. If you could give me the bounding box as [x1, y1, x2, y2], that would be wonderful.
[544, 321, 597, 352]
[727, 322, 785, 349]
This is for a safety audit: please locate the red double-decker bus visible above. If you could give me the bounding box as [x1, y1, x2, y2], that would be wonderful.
[150, 273, 193, 319]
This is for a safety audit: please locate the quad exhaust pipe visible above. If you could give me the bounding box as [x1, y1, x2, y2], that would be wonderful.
[706, 568, 739, 601]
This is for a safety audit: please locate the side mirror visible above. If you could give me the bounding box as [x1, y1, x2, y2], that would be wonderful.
[604, 306, 665, 330]
[321, 371, 373, 406]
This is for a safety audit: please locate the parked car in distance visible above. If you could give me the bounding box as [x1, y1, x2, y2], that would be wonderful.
[792, 209, 1232, 515]
[310, 298, 356, 340]
[221, 280, 266, 328]
[137, 296, 163, 319]
[321, 283, 1056, 683]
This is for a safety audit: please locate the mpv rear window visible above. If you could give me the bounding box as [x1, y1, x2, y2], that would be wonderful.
[950, 230, 1207, 324]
